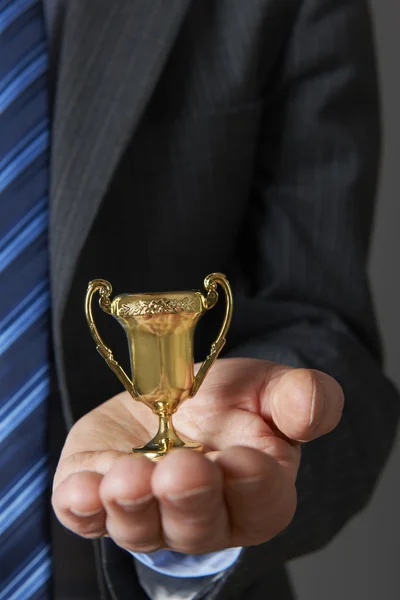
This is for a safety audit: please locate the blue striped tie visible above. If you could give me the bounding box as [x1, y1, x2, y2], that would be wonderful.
[0, 0, 52, 598]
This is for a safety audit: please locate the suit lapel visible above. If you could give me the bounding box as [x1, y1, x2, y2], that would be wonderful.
[49, 0, 191, 321]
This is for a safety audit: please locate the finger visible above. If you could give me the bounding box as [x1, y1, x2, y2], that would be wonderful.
[152, 449, 228, 554]
[53, 450, 130, 490]
[52, 471, 107, 539]
[266, 367, 344, 442]
[99, 455, 162, 553]
[214, 446, 296, 547]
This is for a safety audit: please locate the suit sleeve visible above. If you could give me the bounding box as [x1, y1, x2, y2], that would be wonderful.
[213, 0, 400, 594]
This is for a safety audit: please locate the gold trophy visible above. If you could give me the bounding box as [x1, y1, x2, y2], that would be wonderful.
[85, 273, 232, 460]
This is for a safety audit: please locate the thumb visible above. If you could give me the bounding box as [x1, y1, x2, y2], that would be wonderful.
[264, 367, 344, 443]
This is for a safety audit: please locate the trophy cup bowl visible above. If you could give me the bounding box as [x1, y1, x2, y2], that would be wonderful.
[85, 273, 233, 460]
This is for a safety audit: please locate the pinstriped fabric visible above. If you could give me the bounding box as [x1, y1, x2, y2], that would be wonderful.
[0, 0, 51, 597]
[48, 2, 400, 599]
[49, 0, 192, 330]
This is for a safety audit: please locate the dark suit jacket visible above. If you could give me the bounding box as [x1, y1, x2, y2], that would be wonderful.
[48, 1, 400, 598]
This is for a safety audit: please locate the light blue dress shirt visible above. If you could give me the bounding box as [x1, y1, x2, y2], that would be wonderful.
[133, 547, 242, 578]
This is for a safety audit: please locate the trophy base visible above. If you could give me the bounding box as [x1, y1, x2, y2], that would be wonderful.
[132, 410, 204, 460]
[132, 439, 203, 461]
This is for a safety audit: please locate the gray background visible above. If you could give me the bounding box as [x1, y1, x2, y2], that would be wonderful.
[289, 1, 400, 598]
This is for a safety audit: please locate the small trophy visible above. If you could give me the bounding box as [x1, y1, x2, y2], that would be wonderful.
[85, 273, 233, 460]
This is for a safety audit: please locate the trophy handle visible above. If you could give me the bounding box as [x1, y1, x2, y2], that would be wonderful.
[190, 273, 233, 397]
[85, 279, 138, 399]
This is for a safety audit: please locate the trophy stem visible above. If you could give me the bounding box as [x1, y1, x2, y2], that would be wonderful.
[132, 406, 203, 461]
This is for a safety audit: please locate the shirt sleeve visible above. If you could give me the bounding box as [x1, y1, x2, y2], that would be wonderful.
[131, 547, 241, 577]
[131, 548, 242, 600]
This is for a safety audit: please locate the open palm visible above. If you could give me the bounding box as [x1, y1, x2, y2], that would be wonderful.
[52, 358, 343, 554]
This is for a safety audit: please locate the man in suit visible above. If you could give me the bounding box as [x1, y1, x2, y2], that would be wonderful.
[1, 0, 399, 599]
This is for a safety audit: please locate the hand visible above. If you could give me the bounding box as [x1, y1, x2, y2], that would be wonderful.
[52, 358, 344, 554]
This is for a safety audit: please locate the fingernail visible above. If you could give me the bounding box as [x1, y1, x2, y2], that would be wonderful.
[70, 507, 103, 518]
[116, 492, 154, 512]
[165, 485, 214, 507]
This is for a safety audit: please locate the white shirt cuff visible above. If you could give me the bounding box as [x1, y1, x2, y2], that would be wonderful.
[130, 547, 242, 578]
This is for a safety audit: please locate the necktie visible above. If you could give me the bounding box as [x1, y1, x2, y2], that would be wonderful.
[0, 0, 52, 598]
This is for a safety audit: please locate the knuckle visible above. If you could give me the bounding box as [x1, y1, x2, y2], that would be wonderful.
[53, 508, 106, 538]
[53, 509, 106, 540]
[79, 529, 107, 540]
[233, 516, 286, 547]
[161, 536, 210, 555]
[232, 484, 297, 546]
[178, 510, 219, 528]
[231, 512, 271, 545]
[75, 521, 106, 539]
[119, 540, 163, 553]
[106, 519, 162, 553]
[162, 519, 226, 554]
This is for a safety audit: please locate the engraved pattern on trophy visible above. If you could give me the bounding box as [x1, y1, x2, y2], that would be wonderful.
[119, 296, 200, 317]
[85, 273, 233, 460]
